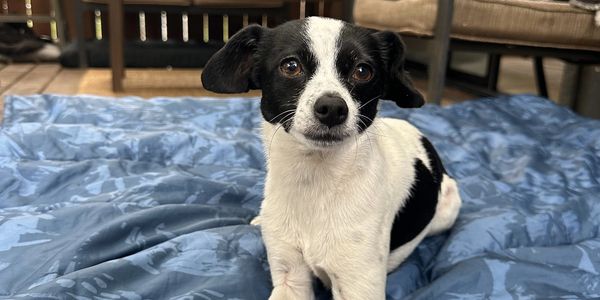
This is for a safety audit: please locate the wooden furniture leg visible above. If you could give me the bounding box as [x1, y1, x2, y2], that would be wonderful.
[109, 0, 124, 91]
[73, 0, 88, 68]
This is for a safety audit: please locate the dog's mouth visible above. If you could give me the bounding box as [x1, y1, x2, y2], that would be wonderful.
[302, 129, 351, 147]
[289, 117, 355, 148]
[304, 132, 345, 142]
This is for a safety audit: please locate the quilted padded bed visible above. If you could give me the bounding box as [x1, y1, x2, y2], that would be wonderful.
[0, 94, 599, 299]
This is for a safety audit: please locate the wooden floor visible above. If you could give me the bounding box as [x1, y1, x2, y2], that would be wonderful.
[0, 57, 564, 121]
[0, 63, 85, 121]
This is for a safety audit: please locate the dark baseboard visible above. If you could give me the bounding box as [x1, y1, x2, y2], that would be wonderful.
[60, 39, 224, 68]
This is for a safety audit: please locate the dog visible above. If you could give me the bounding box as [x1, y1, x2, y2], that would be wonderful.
[201, 16, 461, 300]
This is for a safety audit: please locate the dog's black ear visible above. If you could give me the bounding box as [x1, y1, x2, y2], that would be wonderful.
[201, 25, 265, 93]
[373, 31, 424, 108]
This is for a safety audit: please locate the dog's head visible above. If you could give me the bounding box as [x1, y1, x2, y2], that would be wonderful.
[202, 17, 423, 148]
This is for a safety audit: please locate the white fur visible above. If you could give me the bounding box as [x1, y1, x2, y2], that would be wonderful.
[255, 16, 462, 300]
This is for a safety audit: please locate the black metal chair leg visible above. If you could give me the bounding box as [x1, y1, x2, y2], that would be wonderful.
[487, 54, 501, 91]
[343, 0, 355, 23]
[534, 56, 548, 98]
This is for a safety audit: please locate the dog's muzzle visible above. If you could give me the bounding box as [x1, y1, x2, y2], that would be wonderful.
[313, 94, 348, 128]
[297, 94, 352, 147]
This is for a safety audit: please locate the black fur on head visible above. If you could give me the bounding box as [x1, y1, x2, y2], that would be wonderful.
[371, 30, 424, 108]
[201, 24, 264, 93]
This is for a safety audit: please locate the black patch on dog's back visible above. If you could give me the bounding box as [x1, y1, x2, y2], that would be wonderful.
[389, 136, 445, 250]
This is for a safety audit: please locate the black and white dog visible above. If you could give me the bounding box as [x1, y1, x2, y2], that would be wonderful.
[201, 17, 461, 300]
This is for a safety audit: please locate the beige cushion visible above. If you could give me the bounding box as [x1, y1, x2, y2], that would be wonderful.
[83, 0, 192, 5]
[354, 0, 600, 52]
[191, 0, 285, 8]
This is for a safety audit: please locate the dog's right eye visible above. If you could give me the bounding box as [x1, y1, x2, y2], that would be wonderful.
[280, 58, 303, 77]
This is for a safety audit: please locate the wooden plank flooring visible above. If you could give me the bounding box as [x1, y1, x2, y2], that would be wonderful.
[1, 64, 35, 122]
[76, 68, 262, 99]
[44, 69, 86, 95]
[0, 63, 36, 95]
[1, 64, 61, 122]
[1, 64, 61, 96]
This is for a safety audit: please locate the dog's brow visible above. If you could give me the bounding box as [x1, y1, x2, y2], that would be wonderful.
[305, 17, 343, 70]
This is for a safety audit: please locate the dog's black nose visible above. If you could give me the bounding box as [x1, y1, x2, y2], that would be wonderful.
[314, 95, 348, 128]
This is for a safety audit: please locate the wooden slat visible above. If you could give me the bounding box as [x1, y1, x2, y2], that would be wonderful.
[0, 63, 35, 94]
[1, 64, 61, 96]
[44, 69, 86, 94]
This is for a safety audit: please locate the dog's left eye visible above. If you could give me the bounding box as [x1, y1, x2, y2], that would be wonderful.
[351, 64, 374, 82]
[280, 58, 303, 77]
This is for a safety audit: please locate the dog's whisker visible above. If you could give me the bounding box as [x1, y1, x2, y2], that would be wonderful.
[282, 103, 298, 108]
[370, 123, 387, 136]
[268, 122, 287, 154]
[357, 115, 376, 132]
[357, 113, 375, 123]
[353, 116, 374, 152]
[363, 127, 387, 138]
[357, 114, 388, 138]
[268, 109, 297, 123]
[274, 111, 296, 127]
[281, 115, 295, 127]
[357, 117, 368, 132]
[268, 112, 295, 154]
[268, 125, 282, 154]
[353, 134, 359, 167]
[279, 112, 296, 126]
[364, 129, 373, 154]
[357, 94, 382, 110]
[349, 83, 357, 95]
[361, 126, 383, 140]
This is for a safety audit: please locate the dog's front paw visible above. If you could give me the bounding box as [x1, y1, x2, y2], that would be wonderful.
[250, 215, 262, 226]
[269, 285, 314, 300]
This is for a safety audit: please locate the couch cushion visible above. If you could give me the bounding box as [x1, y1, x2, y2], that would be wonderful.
[354, 0, 600, 52]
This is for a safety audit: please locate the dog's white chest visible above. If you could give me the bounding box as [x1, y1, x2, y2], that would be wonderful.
[259, 119, 418, 275]
[262, 156, 390, 277]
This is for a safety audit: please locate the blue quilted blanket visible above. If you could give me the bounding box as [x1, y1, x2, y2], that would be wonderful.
[1, 94, 599, 299]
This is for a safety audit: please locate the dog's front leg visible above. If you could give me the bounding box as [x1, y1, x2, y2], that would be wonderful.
[328, 251, 388, 300]
[264, 235, 314, 300]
